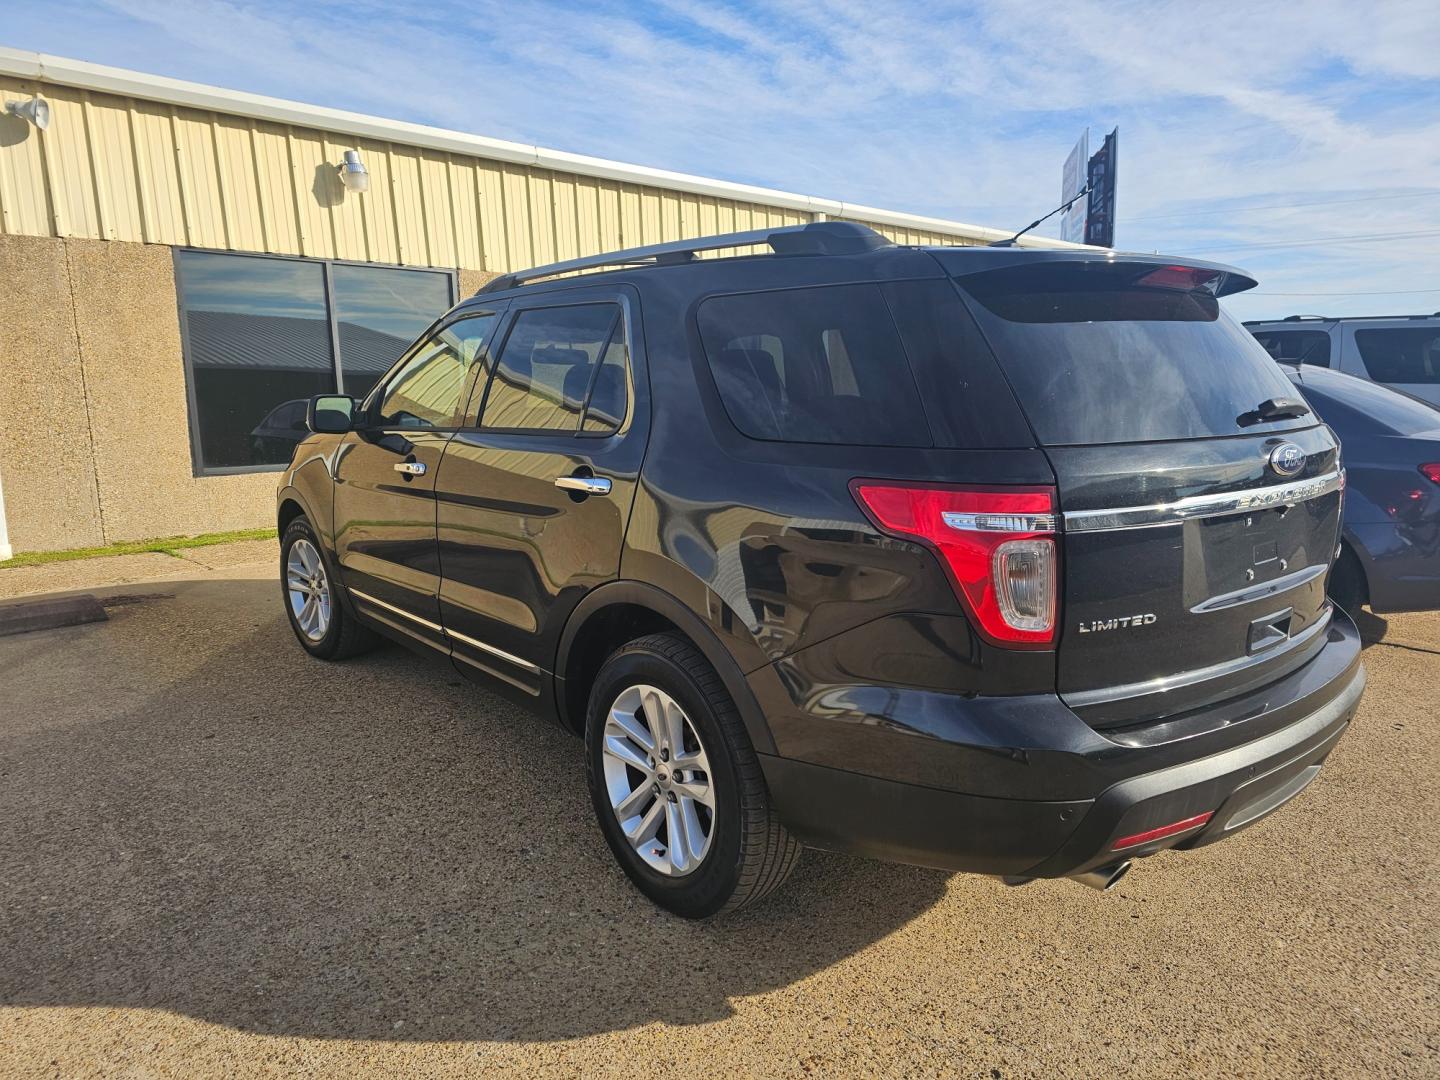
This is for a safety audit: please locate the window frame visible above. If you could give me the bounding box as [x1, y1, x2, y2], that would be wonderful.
[466, 292, 635, 438]
[173, 247, 458, 476]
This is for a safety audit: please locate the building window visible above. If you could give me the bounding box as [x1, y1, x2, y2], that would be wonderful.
[175, 250, 455, 473]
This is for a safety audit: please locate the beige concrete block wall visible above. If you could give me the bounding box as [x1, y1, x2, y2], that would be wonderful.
[0, 233, 501, 554]
[0, 234, 105, 551]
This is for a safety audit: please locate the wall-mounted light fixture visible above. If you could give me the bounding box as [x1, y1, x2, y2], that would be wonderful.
[337, 149, 369, 194]
[5, 95, 51, 131]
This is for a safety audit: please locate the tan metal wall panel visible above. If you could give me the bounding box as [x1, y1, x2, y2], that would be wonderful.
[0, 73, 1010, 274]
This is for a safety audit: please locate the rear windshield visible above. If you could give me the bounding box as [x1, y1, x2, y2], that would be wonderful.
[696, 283, 931, 447]
[1297, 372, 1440, 437]
[956, 263, 1312, 446]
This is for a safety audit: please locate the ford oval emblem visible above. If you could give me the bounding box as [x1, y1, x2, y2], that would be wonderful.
[1269, 442, 1306, 477]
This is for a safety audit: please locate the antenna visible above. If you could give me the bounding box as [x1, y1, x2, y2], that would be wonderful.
[990, 183, 1091, 247]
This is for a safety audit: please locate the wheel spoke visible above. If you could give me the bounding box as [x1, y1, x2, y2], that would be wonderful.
[665, 799, 688, 874]
[603, 734, 652, 774]
[625, 797, 664, 845]
[678, 796, 707, 863]
[614, 780, 654, 821]
[606, 707, 655, 754]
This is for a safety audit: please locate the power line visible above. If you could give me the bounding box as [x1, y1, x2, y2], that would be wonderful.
[1187, 228, 1440, 254]
[1249, 288, 1440, 296]
[1128, 189, 1440, 223]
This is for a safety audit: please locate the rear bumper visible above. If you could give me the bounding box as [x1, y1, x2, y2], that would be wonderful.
[757, 610, 1365, 879]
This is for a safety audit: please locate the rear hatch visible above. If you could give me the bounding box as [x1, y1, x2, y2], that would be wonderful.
[943, 255, 1343, 728]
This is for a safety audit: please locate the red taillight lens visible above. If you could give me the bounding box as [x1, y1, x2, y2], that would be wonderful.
[1420, 463, 1440, 486]
[1111, 811, 1214, 852]
[851, 482, 1058, 647]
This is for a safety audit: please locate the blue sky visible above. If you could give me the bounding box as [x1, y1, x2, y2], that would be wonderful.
[8, 0, 1439, 320]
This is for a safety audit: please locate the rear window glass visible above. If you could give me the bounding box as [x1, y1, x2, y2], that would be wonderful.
[1251, 328, 1331, 367]
[956, 264, 1312, 446]
[1297, 373, 1440, 437]
[1354, 327, 1440, 385]
[697, 284, 931, 446]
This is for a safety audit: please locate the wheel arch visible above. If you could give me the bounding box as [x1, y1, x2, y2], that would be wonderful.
[554, 581, 776, 754]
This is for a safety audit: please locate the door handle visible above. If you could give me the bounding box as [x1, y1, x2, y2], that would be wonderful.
[554, 474, 612, 496]
[394, 461, 427, 476]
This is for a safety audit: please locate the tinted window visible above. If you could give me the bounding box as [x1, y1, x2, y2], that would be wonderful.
[482, 304, 622, 431]
[176, 251, 454, 472]
[177, 252, 333, 469]
[957, 264, 1311, 445]
[1355, 327, 1440, 384]
[1251, 329, 1331, 367]
[375, 315, 497, 427]
[1297, 373, 1440, 437]
[583, 332, 630, 433]
[697, 284, 931, 446]
[332, 265, 454, 402]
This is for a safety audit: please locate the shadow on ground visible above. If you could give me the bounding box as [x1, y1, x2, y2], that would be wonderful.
[0, 579, 947, 1041]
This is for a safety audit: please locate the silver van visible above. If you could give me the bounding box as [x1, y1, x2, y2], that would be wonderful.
[1245, 314, 1440, 406]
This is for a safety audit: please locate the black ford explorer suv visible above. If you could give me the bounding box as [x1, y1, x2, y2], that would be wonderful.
[276, 222, 1365, 918]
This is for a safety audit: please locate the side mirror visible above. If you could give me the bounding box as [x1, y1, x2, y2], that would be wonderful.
[307, 395, 358, 434]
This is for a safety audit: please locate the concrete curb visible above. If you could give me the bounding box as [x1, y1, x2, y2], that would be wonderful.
[0, 594, 108, 637]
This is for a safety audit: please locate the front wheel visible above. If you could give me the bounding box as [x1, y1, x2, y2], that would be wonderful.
[585, 633, 801, 918]
[280, 516, 377, 660]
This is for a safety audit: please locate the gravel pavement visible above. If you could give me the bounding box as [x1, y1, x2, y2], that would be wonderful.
[0, 548, 1436, 1078]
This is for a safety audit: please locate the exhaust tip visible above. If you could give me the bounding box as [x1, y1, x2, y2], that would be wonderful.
[1069, 860, 1132, 892]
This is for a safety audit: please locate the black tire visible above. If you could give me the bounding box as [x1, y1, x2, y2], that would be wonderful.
[280, 516, 378, 661]
[1328, 544, 1368, 617]
[585, 633, 801, 918]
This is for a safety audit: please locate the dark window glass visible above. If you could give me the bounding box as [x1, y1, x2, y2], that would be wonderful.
[1297, 372, 1440, 437]
[177, 251, 332, 469]
[696, 284, 931, 446]
[1355, 328, 1440, 385]
[956, 264, 1311, 445]
[332, 265, 455, 402]
[374, 315, 497, 427]
[583, 333, 630, 433]
[481, 304, 621, 431]
[176, 252, 454, 472]
[1251, 329, 1332, 367]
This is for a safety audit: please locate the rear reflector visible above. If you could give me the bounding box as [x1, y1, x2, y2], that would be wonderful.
[851, 482, 1058, 647]
[1111, 812, 1214, 852]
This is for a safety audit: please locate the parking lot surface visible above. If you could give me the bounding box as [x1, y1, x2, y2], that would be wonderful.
[1, 550, 1437, 1078]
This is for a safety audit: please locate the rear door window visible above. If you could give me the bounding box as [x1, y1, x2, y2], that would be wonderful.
[1251, 328, 1332, 367]
[954, 263, 1313, 446]
[1354, 327, 1440, 384]
[697, 284, 931, 446]
[479, 304, 625, 432]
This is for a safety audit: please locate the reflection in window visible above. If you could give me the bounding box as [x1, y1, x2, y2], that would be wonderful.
[482, 305, 621, 431]
[376, 315, 497, 427]
[332, 265, 455, 402]
[177, 252, 333, 470]
[175, 251, 454, 472]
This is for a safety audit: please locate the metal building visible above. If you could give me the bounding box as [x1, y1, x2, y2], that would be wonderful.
[0, 46, 1069, 557]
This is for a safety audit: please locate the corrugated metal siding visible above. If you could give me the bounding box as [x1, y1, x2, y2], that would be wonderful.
[0, 74, 978, 272]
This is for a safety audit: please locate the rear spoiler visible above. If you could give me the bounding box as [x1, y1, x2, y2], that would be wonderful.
[929, 248, 1259, 297]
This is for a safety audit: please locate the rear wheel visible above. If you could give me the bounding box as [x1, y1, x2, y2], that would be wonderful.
[585, 633, 801, 918]
[1328, 544, 1368, 616]
[280, 516, 377, 660]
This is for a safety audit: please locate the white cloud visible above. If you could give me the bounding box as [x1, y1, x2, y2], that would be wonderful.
[5, 0, 1439, 316]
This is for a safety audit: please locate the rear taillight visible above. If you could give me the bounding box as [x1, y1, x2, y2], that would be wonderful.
[851, 482, 1058, 648]
[1421, 463, 1440, 486]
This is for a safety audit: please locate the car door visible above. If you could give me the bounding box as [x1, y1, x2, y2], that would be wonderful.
[1342, 320, 1440, 406]
[332, 309, 504, 648]
[434, 287, 648, 693]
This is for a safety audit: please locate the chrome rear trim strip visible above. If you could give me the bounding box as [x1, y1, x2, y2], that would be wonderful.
[1063, 469, 1343, 534]
[349, 587, 540, 674]
[447, 627, 541, 674]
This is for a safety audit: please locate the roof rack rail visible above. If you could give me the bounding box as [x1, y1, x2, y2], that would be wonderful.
[478, 221, 891, 293]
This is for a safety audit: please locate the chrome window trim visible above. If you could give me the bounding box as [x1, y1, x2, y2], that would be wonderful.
[1062, 469, 1343, 534]
[942, 511, 1057, 534]
[349, 588, 540, 673]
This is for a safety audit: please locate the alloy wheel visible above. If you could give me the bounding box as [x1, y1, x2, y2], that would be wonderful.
[600, 683, 715, 876]
[285, 537, 332, 642]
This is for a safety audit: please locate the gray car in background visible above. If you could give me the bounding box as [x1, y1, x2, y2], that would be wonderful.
[1250, 314, 1440, 406]
[1285, 365, 1440, 614]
